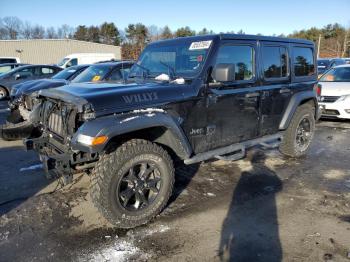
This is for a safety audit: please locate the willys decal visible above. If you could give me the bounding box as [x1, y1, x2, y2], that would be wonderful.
[123, 92, 159, 104]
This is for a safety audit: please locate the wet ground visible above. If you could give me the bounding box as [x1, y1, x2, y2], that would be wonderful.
[0, 100, 349, 261]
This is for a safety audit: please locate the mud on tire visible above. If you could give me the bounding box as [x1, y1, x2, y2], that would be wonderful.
[279, 103, 315, 157]
[90, 139, 174, 228]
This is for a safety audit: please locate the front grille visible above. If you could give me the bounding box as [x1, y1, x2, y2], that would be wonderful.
[320, 96, 340, 103]
[48, 111, 64, 136]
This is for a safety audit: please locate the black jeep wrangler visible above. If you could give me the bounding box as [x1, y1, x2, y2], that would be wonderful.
[25, 34, 320, 228]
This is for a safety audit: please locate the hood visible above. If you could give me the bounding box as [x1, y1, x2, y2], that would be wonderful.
[39, 80, 197, 116]
[319, 82, 350, 96]
[16, 79, 69, 97]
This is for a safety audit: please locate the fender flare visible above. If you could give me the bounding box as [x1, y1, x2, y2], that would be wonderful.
[279, 90, 318, 130]
[71, 111, 193, 159]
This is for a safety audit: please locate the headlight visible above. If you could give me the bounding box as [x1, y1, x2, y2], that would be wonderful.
[76, 134, 108, 146]
[337, 95, 350, 101]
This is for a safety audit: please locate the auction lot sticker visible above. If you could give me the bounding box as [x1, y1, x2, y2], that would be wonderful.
[189, 40, 212, 50]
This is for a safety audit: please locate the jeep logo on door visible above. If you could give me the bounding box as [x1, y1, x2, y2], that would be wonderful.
[123, 92, 158, 104]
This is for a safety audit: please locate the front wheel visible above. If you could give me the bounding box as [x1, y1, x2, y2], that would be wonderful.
[0, 86, 8, 101]
[279, 103, 315, 157]
[90, 139, 174, 228]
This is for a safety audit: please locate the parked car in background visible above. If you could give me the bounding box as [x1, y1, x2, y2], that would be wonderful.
[69, 61, 133, 83]
[1, 61, 134, 140]
[0, 63, 29, 75]
[319, 64, 350, 119]
[317, 58, 330, 76]
[0, 65, 62, 100]
[10, 64, 89, 99]
[0, 57, 21, 64]
[317, 58, 347, 78]
[57, 53, 116, 68]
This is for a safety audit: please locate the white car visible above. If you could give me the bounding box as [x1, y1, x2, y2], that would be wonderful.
[319, 64, 350, 119]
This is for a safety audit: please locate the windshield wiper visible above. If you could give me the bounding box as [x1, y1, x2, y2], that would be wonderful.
[159, 61, 176, 80]
[128, 63, 150, 79]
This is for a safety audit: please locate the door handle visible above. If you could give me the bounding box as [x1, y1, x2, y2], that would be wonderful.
[279, 88, 291, 94]
[245, 92, 260, 98]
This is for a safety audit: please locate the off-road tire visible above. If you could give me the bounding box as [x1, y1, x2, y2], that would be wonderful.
[279, 103, 315, 157]
[0, 121, 34, 141]
[90, 139, 174, 228]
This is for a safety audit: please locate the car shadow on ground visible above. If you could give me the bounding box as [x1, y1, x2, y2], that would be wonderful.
[218, 151, 283, 262]
[167, 162, 200, 206]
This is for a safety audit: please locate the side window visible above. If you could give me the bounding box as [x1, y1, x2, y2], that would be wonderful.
[215, 45, 254, 81]
[17, 68, 34, 77]
[120, 68, 131, 79]
[262, 46, 288, 79]
[293, 47, 315, 77]
[66, 58, 78, 68]
[107, 69, 122, 81]
[41, 67, 54, 74]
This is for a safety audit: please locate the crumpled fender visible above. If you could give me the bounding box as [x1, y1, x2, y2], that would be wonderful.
[71, 110, 193, 159]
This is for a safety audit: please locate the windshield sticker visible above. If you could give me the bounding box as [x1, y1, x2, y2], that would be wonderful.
[92, 75, 101, 82]
[189, 40, 212, 50]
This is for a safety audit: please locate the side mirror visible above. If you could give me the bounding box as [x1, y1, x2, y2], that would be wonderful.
[15, 74, 21, 80]
[212, 63, 235, 82]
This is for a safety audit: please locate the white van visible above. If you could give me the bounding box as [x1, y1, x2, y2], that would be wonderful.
[57, 53, 116, 68]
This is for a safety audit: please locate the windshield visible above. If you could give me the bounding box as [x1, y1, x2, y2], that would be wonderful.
[57, 58, 70, 67]
[129, 39, 212, 79]
[0, 65, 12, 75]
[319, 67, 350, 82]
[52, 67, 79, 80]
[71, 64, 112, 83]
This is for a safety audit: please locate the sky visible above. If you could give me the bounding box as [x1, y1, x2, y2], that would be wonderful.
[1, 0, 349, 35]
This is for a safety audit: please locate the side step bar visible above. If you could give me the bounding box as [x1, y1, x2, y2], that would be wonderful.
[184, 133, 282, 165]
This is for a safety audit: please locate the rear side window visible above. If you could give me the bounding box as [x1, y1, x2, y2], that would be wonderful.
[262, 46, 288, 79]
[215, 45, 254, 81]
[293, 47, 315, 77]
[41, 67, 54, 74]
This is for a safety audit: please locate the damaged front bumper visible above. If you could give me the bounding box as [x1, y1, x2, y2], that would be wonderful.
[24, 134, 98, 184]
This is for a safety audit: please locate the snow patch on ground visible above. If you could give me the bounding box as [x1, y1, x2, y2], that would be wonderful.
[19, 164, 43, 172]
[78, 224, 170, 261]
[79, 240, 140, 262]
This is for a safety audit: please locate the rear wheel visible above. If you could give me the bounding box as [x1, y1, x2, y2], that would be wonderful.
[279, 103, 315, 157]
[90, 139, 174, 228]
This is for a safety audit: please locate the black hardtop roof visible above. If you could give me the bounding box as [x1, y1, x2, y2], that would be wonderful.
[151, 33, 314, 46]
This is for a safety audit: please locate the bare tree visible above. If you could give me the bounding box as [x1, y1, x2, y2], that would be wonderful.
[148, 25, 161, 41]
[31, 25, 45, 39]
[2, 16, 22, 39]
[46, 26, 57, 39]
[0, 18, 8, 39]
[57, 24, 75, 39]
[22, 21, 32, 39]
